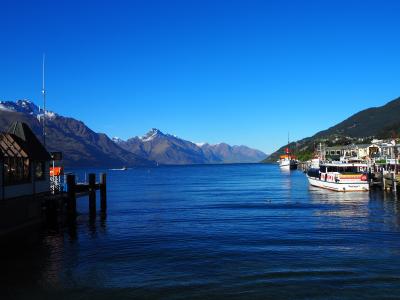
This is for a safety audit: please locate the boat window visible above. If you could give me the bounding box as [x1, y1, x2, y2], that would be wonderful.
[339, 166, 360, 173]
[307, 168, 320, 178]
[327, 166, 338, 172]
[320, 166, 326, 173]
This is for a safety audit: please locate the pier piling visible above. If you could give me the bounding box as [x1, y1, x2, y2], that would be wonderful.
[56, 172, 107, 219]
[382, 171, 386, 191]
[67, 174, 77, 216]
[89, 173, 96, 215]
[100, 173, 107, 211]
[393, 173, 397, 193]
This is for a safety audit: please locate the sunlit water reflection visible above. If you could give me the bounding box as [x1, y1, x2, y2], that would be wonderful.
[1, 164, 400, 299]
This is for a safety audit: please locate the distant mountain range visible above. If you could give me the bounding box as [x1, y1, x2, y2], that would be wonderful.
[265, 96, 400, 162]
[0, 100, 153, 167]
[114, 128, 267, 165]
[0, 100, 267, 166]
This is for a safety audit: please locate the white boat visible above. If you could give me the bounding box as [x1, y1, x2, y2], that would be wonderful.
[279, 157, 297, 170]
[307, 161, 369, 192]
[278, 147, 297, 170]
[310, 158, 320, 169]
[110, 166, 128, 171]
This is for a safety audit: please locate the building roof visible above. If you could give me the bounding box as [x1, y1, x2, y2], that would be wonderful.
[326, 144, 356, 150]
[342, 144, 356, 150]
[5, 121, 51, 161]
[325, 146, 343, 150]
[327, 144, 380, 151]
[355, 144, 373, 149]
[0, 133, 29, 158]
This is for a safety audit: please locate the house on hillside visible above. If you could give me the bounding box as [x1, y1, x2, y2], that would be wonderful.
[325, 144, 359, 160]
[325, 146, 343, 160]
[377, 140, 400, 162]
[378, 141, 396, 160]
[355, 144, 381, 160]
[0, 121, 51, 200]
[325, 143, 381, 161]
[341, 144, 358, 159]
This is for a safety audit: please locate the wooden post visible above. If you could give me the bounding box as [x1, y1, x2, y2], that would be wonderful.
[89, 173, 96, 215]
[368, 168, 372, 184]
[100, 173, 107, 211]
[393, 172, 397, 193]
[66, 174, 76, 216]
[382, 170, 386, 191]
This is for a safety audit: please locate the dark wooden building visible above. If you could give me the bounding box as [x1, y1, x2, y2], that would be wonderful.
[0, 121, 51, 237]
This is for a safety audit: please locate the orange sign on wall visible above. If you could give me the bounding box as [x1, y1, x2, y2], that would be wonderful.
[50, 166, 63, 176]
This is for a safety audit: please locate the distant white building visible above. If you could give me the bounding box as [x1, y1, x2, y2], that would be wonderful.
[355, 143, 380, 160]
[377, 140, 394, 159]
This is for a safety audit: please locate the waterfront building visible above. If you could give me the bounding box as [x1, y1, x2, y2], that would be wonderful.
[0, 121, 52, 199]
[0, 121, 52, 237]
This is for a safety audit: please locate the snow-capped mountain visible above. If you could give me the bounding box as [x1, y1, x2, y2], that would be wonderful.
[115, 129, 209, 165]
[0, 99, 266, 166]
[140, 128, 162, 142]
[0, 99, 57, 120]
[112, 137, 124, 143]
[115, 129, 267, 165]
[0, 100, 153, 167]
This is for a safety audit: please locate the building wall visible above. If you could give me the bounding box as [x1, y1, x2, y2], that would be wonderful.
[0, 194, 43, 237]
[35, 161, 50, 194]
[358, 148, 368, 159]
[0, 160, 51, 237]
[0, 160, 50, 200]
[381, 145, 394, 158]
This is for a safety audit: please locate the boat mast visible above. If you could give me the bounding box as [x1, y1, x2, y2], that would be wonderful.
[319, 142, 325, 161]
[42, 53, 46, 146]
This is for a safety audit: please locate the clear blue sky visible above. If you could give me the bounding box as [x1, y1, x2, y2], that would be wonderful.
[1, 0, 400, 153]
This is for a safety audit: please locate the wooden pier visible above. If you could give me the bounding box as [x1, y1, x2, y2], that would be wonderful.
[0, 172, 107, 239]
[297, 162, 310, 173]
[65, 173, 107, 216]
[375, 173, 398, 192]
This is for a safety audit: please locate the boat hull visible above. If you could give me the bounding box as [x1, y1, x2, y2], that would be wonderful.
[279, 160, 297, 170]
[307, 176, 369, 192]
[279, 161, 290, 169]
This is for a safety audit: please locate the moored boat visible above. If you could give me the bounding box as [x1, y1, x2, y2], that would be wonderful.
[110, 166, 128, 171]
[278, 147, 297, 170]
[307, 161, 369, 192]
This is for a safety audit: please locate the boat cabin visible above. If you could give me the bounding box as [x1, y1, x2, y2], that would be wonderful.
[308, 162, 368, 180]
[0, 122, 51, 200]
[319, 163, 368, 174]
[307, 162, 369, 191]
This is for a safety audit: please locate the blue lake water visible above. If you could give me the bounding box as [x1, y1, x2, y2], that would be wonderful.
[2, 163, 400, 299]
